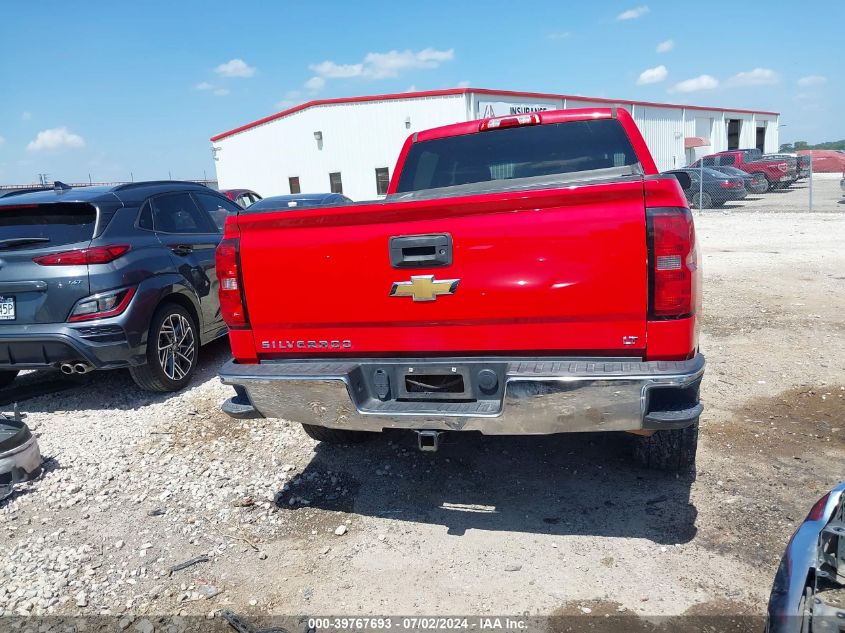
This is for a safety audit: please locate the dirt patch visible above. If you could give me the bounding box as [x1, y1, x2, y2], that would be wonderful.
[550, 599, 761, 632]
[714, 385, 845, 455]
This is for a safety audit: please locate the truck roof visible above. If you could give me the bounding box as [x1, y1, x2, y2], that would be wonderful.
[413, 107, 620, 142]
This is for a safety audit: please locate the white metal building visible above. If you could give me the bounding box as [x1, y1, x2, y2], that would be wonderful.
[210, 88, 780, 201]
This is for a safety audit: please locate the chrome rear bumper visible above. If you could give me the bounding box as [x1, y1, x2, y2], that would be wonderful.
[220, 354, 704, 434]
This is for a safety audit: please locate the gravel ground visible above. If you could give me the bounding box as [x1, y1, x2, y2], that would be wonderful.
[0, 181, 843, 631]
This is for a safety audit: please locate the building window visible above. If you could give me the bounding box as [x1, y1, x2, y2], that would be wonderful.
[289, 176, 301, 194]
[375, 167, 390, 195]
[329, 172, 343, 194]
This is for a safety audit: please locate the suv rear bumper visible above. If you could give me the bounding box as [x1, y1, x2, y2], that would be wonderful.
[219, 354, 704, 434]
[0, 323, 144, 370]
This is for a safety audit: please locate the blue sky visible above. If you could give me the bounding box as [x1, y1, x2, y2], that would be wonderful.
[1, 0, 841, 185]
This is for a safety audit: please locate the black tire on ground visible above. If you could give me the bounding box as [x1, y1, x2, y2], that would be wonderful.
[632, 419, 699, 471]
[0, 370, 18, 390]
[301, 423, 373, 444]
[129, 303, 198, 392]
[691, 192, 712, 209]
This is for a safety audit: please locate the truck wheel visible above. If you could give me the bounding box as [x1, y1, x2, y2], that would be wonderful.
[691, 192, 712, 209]
[301, 423, 373, 444]
[0, 370, 18, 390]
[129, 303, 198, 392]
[632, 419, 698, 471]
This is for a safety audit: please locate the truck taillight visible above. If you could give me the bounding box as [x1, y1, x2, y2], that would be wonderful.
[647, 207, 697, 319]
[479, 113, 541, 131]
[216, 238, 249, 328]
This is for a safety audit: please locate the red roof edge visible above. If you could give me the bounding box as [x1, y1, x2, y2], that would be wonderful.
[209, 87, 780, 142]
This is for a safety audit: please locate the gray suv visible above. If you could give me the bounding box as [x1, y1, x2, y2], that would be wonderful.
[0, 181, 240, 392]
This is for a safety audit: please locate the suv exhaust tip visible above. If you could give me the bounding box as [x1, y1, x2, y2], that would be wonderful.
[416, 430, 443, 452]
[60, 362, 93, 375]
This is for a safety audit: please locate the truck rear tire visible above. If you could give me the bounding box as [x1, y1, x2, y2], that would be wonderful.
[301, 423, 373, 444]
[0, 370, 18, 390]
[632, 419, 698, 472]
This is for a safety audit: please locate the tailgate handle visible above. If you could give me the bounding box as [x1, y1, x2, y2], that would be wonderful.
[389, 234, 452, 268]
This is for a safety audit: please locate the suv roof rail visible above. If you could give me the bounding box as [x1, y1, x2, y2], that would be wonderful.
[113, 180, 209, 192]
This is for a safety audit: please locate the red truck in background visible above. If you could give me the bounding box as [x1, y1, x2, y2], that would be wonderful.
[216, 108, 705, 471]
[692, 149, 795, 191]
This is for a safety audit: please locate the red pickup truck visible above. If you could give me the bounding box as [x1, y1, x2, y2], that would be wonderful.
[693, 150, 794, 191]
[217, 108, 705, 471]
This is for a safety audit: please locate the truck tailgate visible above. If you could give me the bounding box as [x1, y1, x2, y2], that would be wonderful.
[237, 180, 647, 356]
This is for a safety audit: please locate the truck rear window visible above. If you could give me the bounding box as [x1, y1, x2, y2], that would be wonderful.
[0, 203, 97, 249]
[396, 119, 639, 193]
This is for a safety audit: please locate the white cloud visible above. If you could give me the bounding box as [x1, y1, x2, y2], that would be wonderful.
[797, 75, 826, 87]
[365, 48, 454, 79]
[637, 65, 667, 85]
[656, 39, 674, 53]
[214, 58, 256, 78]
[213, 88, 230, 96]
[455, 80, 471, 88]
[0, 135, 5, 145]
[670, 74, 719, 93]
[275, 90, 302, 108]
[304, 76, 326, 92]
[727, 68, 779, 86]
[26, 127, 85, 152]
[617, 6, 649, 20]
[21, 111, 32, 121]
[405, 85, 418, 93]
[309, 47, 455, 82]
[194, 81, 214, 91]
[309, 60, 364, 79]
[547, 31, 571, 40]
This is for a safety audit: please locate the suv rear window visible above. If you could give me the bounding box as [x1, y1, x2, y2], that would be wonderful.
[0, 203, 96, 249]
[395, 119, 639, 194]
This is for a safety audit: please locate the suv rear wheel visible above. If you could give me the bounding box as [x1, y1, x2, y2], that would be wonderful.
[632, 419, 699, 472]
[0, 370, 18, 390]
[301, 424, 373, 444]
[129, 303, 198, 392]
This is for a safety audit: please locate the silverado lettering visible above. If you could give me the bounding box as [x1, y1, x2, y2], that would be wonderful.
[217, 107, 705, 471]
[261, 340, 352, 350]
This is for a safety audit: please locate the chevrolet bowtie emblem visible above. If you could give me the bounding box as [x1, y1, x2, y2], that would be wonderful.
[389, 275, 460, 302]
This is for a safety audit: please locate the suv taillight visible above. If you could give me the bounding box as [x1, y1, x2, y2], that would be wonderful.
[647, 207, 697, 319]
[34, 245, 130, 266]
[216, 237, 249, 328]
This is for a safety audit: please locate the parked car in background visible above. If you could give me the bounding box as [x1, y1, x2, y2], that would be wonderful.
[690, 162, 768, 195]
[700, 150, 793, 191]
[0, 181, 241, 392]
[245, 192, 352, 212]
[763, 153, 800, 183]
[796, 155, 811, 179]
[664, 167, 747, 208]
[220, 188, 261, 208]
[218, 107, 705, 471]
